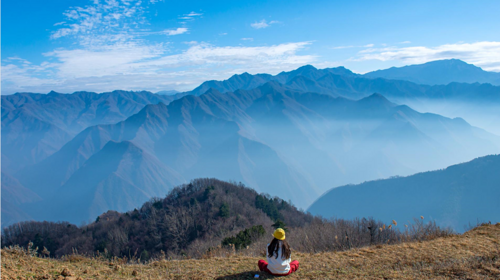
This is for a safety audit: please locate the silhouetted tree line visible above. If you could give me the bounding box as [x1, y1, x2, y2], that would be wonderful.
[1, 178, 452, 260]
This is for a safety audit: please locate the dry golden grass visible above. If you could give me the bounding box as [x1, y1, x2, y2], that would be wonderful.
[2, 223, 499, 280]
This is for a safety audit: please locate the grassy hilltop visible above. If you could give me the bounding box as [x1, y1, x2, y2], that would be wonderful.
[2, 223, 499, 279]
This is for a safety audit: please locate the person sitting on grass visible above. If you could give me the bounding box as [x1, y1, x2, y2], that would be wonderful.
[258, 228, 299, 276]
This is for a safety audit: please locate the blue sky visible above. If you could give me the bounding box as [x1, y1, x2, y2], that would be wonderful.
[2, 0, 500, 94]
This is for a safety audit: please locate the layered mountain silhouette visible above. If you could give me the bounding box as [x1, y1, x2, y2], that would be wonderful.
[364, 59, 500, 86]
[9, 81, 500, 226]
[1, 90, 178, 172]
[308, 154, 500, 232]
[2, 61, 500, 227]
[189, 62, 500, 135]
[30, 140, 184, 224]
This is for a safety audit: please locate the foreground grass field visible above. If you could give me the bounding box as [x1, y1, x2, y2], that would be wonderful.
[2, 223, 499, 280]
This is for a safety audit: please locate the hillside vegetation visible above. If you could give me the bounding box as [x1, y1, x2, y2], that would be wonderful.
[2, 223, 499, 279]
[2, 179, 313, 259]
[2, 179, 451, 261]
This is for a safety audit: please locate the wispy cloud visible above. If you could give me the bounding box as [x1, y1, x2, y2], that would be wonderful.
[354, 41, 500, 71]
[330, 45, 355, 50]
[178, 11, 203, 20]
[241, 38, 254, 41]
[330, 44, 374, 50]
[50, 0, 150, 47]
[251, 19, 280, 29]
[162, 28, 189, 36]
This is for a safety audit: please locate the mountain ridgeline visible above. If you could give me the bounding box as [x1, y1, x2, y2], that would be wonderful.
[308, 154, 500, 232]
[2, 59, 500, 229]
[364, 59, 500, 86]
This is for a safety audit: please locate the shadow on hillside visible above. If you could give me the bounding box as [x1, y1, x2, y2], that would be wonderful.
[216, 270, 277, 279]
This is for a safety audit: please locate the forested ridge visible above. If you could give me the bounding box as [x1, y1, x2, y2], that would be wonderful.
[2, 178, 452, 261]
[1, 178, 312, 259]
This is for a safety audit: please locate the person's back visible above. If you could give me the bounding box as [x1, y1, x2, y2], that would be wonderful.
[258, 228, 299, 276]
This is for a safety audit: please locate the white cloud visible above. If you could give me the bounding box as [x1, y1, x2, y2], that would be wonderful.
[399, 41, 411, 44]
[330, 45, 355, 50]
[186, 11, 202, 17]
[251, 19, 280, 29]
[354, 41, 500, 71]
[241, 38, 254, 41]
[330, 44, 373, 50]
[2, 42, 316, 94]
[179, 11, 203, 20]
[50, 0, 148, 45]
[162, 28, 189, 36]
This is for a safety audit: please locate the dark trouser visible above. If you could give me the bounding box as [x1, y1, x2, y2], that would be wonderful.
[258, 260, 299, 276]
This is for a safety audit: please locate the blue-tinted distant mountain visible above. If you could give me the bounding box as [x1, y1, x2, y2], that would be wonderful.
[4, 64, 500, 227]
[1, 90, 180, 171]
[364, 59, 500, 86]
[189, 72, 275, 96]
[13, 81, 500, 226]
[188, 65, 360, 96]
[187, 63, 499, 103]
[186, 63, 500, 134]
[1, 172, 41, 227]
[308, 154, 500, 232]
[28, 140, 184, 224]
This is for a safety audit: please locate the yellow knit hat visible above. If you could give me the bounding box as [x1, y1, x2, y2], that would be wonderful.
[273, 228, 286, 240]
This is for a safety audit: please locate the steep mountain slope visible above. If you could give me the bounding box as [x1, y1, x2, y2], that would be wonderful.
[28, 141, 184, 224]
[16, 90, 315, 224]
[1, 90, 179, 171]
[364, 59, 500, 86]
[1, 172, 42, 226]
[308, 155, 500, 232]
[1, 108, 72, 173]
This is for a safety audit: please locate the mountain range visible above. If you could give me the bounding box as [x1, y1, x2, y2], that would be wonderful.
[1, 90, 178, 172]
[189, 61, 500, 134]
[308, 154, 500, 232]
[2, 59, 500, 228]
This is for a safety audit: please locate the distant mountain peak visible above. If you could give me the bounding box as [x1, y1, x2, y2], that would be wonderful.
[364, 59, 500, 85]
[297, 64, 317, 71]
[239, 72, 252, 77]
[102, 140, 141, 153]
[47, 90, 61, 96]
[359, 92, 391, 102]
